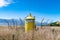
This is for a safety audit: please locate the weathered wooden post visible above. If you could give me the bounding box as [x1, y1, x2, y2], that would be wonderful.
[12, 34, 15, 40]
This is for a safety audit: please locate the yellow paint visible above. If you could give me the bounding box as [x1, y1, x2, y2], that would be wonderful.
[25, 13, 35, 32]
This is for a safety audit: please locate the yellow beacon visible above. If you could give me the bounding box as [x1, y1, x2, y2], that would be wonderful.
[25, 13, 35, 32]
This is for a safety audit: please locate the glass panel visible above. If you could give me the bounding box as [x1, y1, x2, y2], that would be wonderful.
[26, 20, 33, 22]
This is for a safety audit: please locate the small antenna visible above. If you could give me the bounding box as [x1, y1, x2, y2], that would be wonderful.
[27, 7, 32, 15]
[29, 8, 31, 13]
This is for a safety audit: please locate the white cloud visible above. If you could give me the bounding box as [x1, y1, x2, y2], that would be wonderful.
[0, 0, 13, 7]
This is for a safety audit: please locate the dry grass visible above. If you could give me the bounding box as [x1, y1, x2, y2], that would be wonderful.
[0, 26, 60, 40]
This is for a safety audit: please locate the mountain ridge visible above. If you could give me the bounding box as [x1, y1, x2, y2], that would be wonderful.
[0, 19, 47, 26]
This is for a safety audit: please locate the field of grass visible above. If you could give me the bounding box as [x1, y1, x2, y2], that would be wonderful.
[0, 26, 60, 40]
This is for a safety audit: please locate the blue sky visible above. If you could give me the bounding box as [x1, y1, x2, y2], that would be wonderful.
[0, 0, 60, 22]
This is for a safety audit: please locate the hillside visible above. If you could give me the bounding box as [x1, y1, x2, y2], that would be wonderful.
[0, 26, 60, 40]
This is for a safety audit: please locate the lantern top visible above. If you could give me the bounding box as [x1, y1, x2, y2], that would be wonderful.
[25, 13, 35, 20]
